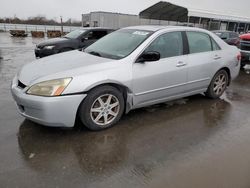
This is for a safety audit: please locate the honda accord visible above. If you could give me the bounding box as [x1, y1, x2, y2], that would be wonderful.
[11, 26, 241, 130]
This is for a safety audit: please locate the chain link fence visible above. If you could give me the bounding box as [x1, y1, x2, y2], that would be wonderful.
[0, 23, 82, 33]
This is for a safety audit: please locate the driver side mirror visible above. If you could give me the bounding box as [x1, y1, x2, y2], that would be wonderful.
[136, 51, 161, 63]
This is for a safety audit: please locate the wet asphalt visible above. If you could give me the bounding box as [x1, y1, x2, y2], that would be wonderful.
[1, 32, 250, 188]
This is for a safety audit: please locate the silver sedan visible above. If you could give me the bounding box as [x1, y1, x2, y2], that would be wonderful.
[11, 26, 241, 130]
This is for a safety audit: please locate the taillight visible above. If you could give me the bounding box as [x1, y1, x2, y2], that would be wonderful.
[237, 53, 241, 61]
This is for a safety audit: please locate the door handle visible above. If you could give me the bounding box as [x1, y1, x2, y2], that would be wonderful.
[214, 55, 222, 60]
[176, 61, 187, 67]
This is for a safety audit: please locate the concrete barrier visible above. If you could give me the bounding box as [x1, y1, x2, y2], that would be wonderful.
[31, 31, 45, 38]
[9, 30, 28, 37]
[47, 30, 61, 38]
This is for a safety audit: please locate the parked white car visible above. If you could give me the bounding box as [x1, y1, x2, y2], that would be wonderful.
[11, 26, 241, 130]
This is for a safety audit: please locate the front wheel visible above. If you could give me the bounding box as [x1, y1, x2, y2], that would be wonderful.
[79, 86, 125, 131]
[205, 70, 229, 99]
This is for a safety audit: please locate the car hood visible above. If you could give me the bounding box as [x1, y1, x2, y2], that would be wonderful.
[37, 37, 69, 48]
[18, 50, 115, 86]
[240, 34, 250, 40]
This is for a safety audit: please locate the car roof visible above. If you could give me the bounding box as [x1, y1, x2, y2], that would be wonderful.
[123, 25, 180, 32]
[122, 25, 211, 33]
[212, 30, 236, 33]
[79, 27, 114, 31]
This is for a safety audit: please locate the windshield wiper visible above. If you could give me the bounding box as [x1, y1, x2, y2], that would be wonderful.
[88, 51, 102, 57]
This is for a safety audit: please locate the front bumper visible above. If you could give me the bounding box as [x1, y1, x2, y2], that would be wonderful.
[11, 79, 87, 127]
[35, 47, 58, 58]
[241, 50, 250, 64]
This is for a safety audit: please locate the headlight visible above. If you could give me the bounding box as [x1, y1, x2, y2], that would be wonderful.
[44, 45, 55, 50]
[27, 78, 72, 96]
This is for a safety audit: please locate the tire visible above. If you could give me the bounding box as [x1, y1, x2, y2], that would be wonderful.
[79, 86, 125, 131]
[241, 63, 246, 69]
[205, 70, 229, 99]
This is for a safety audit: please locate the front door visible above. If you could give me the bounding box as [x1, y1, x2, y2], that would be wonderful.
[132, 31, 188, 107]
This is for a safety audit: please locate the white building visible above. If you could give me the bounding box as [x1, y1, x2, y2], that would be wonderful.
[82, 1, 250, 32]
[82, 11, 178, 29]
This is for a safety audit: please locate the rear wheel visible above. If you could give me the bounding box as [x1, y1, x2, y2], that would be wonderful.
[79, 86, 125, 131]
[205, 70, 229, 99]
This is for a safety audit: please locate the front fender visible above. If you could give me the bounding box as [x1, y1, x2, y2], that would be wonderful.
[62, 67, 132, 95]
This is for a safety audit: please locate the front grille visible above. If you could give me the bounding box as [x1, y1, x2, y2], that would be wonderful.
[240, 40, 250, 51]
[18, 80, 26, 89]
[241, 45, 250, 51]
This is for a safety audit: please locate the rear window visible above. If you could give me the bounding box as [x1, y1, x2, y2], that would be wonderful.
[211, 38, 221, 51]
[214, 32, 229, 39]
[229, 32, 239, 38]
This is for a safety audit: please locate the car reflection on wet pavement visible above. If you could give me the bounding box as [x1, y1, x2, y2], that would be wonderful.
[1, 32, 250, 188]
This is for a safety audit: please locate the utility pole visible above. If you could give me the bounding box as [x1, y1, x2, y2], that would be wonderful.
[81, 14, 84, 27]
[60, 16, 63, 35]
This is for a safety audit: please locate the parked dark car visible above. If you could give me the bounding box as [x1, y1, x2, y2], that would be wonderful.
[213, 30, 240, 47]
[239, 33, 250, 66]
[35, 28, 114, 58]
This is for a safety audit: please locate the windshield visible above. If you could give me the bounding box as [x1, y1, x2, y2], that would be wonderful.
[64, 29, 86, 39]
[84, 29, 152, 60]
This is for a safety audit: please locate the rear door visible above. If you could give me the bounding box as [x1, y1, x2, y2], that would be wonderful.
[185, 31, 223, 91]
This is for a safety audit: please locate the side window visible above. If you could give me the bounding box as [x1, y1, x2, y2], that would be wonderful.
[87, 31, 108, 40]
[229, 33, 234, 38]
[93, 31, 108, 39]
[187, 32, 212, 54]
[230, 32, 239, 38]
[211, 38, 221, 51]
[85, 31, 93, 40]
[220, 32, 229, 39]
[145, 32, 183, 59]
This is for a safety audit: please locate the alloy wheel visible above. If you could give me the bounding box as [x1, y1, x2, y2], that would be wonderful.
[213, 74, 227, 95]
[90, 94, 120, 126]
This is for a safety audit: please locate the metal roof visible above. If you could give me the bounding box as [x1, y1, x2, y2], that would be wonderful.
[139, 1, 250, 23]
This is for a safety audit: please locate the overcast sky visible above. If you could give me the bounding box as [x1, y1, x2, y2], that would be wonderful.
[1, 0, 250, 21]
